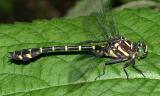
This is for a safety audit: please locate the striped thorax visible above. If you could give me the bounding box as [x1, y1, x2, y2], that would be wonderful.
[104, 36, 147, 60]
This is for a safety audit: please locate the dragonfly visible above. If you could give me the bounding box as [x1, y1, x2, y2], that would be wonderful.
[8, 0, 148, 79]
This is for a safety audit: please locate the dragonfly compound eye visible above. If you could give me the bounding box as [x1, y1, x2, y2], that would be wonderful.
[137, 41, 148, 59]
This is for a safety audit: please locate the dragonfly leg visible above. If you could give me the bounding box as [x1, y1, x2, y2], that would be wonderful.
[132, 61, 145, 78]
[95, 63, 106, 80]
[123, 58, 146, 79]
[8, 60, 12, 64]
[105, 58, 126, 65]
[123, 61, 131, 79]
[95, 58, 126, 80]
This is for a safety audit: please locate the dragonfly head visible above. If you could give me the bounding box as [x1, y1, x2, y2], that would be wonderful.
[136, 41, 148, 60]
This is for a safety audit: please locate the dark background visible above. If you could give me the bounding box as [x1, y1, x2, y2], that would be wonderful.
[0, 0, 159, 23]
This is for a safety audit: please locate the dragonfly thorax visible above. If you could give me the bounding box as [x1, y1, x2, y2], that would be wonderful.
[103, 36, 147, 60]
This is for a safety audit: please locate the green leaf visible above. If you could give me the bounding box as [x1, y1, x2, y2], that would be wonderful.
[0, 9, 159, 96]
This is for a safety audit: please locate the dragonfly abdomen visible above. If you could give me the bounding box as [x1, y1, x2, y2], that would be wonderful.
[42, 46, 96, 52]
[9, 45, 97, 61]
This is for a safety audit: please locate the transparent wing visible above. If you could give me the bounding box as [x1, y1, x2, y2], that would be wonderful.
[96, 0, 119, 39]
[82, 0, 119, 41]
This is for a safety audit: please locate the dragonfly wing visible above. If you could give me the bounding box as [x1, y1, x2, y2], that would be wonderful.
[82, 0, 119, 42]
[96, 0, 120, 39]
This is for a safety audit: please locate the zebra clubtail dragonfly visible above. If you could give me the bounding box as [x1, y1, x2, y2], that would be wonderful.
[9, 0, 148, 79]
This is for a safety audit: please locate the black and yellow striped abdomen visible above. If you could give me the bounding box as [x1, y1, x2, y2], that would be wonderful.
[9, 45, 97, 61]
